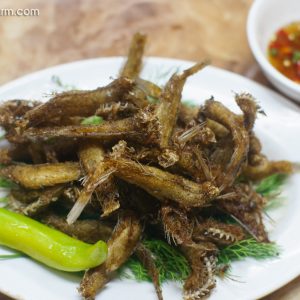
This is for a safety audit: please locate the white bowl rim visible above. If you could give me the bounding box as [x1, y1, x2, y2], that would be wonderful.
[247, 0, 300, 94]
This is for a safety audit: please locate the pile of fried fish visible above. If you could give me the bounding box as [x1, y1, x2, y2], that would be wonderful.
[0, 33, 293, 300]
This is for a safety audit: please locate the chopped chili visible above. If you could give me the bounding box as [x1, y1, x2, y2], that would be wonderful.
[268, 22, 300, 83]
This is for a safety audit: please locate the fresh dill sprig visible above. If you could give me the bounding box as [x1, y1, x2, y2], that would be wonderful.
[0, 253, 24, 260]
[119, 238, 279, 284]
[256, 174, 287, 197]
[217, 238, 280, 265]
[120, 257, 150, 282]
[0, 178, 16, 189]
[81, 116, 104, 126]
[144, 239, 190, 283]
[256, 174, 287, 210]
[264, 196, 285, 211]
[120, 239, 190, 283]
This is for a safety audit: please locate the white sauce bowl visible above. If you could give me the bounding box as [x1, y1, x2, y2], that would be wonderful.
[247, 0, 300, 102]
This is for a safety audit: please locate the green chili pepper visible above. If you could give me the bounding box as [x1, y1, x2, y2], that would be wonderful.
[0, 208, 107, 272]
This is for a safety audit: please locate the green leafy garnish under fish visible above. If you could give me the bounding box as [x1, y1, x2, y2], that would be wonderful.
[256, 174, 287, 196]
[120, 238, 279, 284]
[120, 239, 190, 283]
[217, 238, 280, 265]
[0, 178, 15, 189]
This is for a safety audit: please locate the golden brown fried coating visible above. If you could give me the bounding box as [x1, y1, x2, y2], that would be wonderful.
[21, 185, 65, 216]
[120, 32, 147, 79]
[109, 157, 219, 209]
[79, 142, 106, 169]
[2, 143, 45, 163]
[205, 119, 229, 139]
[0, 162, 81, 189]
[42, 214, 113, 244]
[0, 148, 13, 164]
[135, 243, 163, 300]
[235, 92, 258, 132]
[0, 100, 40, 130]
[156, 62, 208, 148]
[248, 133, 262, 157]
[174, 124, 216, 148]
[174, 149, 201, 180]
[178, 104, 200, 126]
[218, 183, 269, 242]
[80, 143, 121, 220]
[23, 117, 140, 141]
[10, 188, 42, 204]
[124, 77, 162, 109]
[22, 78, 134, 127]
[43, 145, 58, 163]
[67, 143, 117, 224]
[243, 157, 293, 181]
[244, 133, 293, 180]
[135, 78, 161, 99]
[80, 212, 142, 299]
[160, 204, 193, 245]
[27, 142, 45, 164]
[193, 148, 213, 181]
[98, 179, 120, 218]
[181, 243, 218, 300]
[203, 99, 249, 190]
[193, 219, 245, 246]
[23, 106, 161, 146]
[95, 102, 138, 120]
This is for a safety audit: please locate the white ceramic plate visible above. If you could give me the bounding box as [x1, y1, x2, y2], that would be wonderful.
[0, 57, 300, 300]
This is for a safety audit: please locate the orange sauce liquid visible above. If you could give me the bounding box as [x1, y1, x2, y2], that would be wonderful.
[268, 22, 300, 84]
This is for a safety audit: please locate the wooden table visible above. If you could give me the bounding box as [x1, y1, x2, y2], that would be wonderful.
[0, 0, 299, 299]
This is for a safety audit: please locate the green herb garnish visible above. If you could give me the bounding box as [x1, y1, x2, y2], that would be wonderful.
[120, 239, 190, 283]
[217, 238, 280, 265]
[256, 174, 287, 196]
[120, 258, 151, 282]
[120, 238, 279, 284]
[0, 178, 15, 189]
[81, 116, 104, 126]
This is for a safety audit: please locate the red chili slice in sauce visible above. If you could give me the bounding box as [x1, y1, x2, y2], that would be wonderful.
[268, 22, 300, 83]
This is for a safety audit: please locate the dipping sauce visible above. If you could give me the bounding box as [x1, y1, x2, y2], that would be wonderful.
[268, 22, 300, 83]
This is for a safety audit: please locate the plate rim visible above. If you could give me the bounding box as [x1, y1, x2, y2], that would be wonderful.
[0, 56, 300, 300]
[1, 55, 300, 115]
